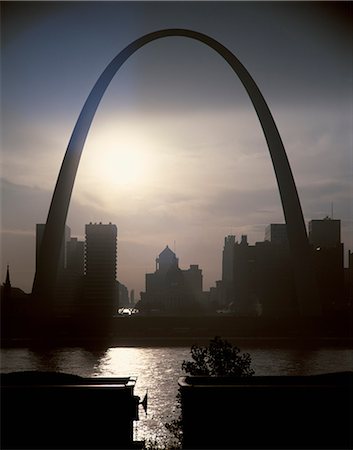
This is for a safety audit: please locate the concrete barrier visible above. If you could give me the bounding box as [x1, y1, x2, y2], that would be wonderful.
[1, 371, 141, 449]
[179, 372, 353, 449]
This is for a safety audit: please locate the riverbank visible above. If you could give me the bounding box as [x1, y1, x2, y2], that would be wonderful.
[2, 314, 352, 349]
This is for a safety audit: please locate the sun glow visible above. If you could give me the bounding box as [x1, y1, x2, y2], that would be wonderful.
[98, 146, 148, 187]
[77, 121, 165, 205]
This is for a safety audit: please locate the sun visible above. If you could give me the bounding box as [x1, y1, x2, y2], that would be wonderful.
[99, 146, 146, 188]
[79, 121, 162, 195]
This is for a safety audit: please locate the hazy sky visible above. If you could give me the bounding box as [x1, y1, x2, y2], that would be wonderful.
[1, 1, 352, 296]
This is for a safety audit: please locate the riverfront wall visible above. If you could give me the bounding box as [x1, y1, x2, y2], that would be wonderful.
[179, 372, 353, 449]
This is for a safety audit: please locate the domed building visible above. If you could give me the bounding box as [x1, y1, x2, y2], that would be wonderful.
[139, 246, 203, 314]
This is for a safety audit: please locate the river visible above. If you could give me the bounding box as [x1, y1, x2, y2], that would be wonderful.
[1, 341, 352, 445]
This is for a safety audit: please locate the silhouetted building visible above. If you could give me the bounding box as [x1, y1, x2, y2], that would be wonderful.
[117, 281, 129, 309]
[206, 235, 237, 313]
[254, 239, 296, 316]
[140, 246, 203, 314]
[221, 235, 236, 306]
[36, 223, 71, 272]
[3, 265, 11, 298]
[156, 245, 179, 273]
[265, 223, 289, 246]
[309, 217, 341, 248]
[208, 280, 225, 312]
[1, 266, 30, 339]
[344, 250, 353, 307]
[84, 222, 117, 316]
[229, 230, 296, 317]
[67, 238, 85, 276]
[229, 219, 346, 316]
[130, 289, 135, 306]
[54, 236, 85, 316]
[1, 266, 12, 325]
[309, 217, 344, 313]
[233, 236, 260, 315]
[1, 265, 29, 306]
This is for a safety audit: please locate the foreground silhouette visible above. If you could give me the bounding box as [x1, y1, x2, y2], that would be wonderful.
[1, 371, 141, 449]
[179, 371, 352, 449]
[166, 337, 255, 448]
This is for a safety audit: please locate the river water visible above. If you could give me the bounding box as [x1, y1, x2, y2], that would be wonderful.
[1, 342, 352, 445]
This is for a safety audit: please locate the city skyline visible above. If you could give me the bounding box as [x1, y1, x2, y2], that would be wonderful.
[1, 2, 352, 295]
[18, 216, 352, 305]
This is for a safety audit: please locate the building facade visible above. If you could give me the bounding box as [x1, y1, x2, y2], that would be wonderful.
[224, 218, 346, 316]
[140, 246, 203, 314]
[222, 229, 297, 317]
[221, 235, 236, 307]
[265, 223, 289, 246]
[309, 217, 341, 248]
[84, 222, 118, 315]
[309, 217, 344, 313]
[54, 236, 85, 315]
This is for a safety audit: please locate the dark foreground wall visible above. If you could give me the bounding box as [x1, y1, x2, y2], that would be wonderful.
[179, 372, 353, 449]
[1, 371, 141, 449]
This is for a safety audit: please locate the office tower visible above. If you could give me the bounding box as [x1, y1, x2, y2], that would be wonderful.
[222, 235, 236, 283]
[345, 251, 353, 306]
[66, 238, 85, 276]
[84, 222, 117, 313]
[309, 217, 344, 313]
[309, 217, 341, 248]
[54, 238, 84, 317]
[233, 235, 259, 315]
[140, 246, 203, 313]
[265, 224, 289, 246]
[221, 235, 236, 306]
[118, 282, 129, 308]
[54, 237, 85, 314]
[229, 232, 296, 317]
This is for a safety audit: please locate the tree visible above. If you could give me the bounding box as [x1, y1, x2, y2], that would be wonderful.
[164, 336, 254, 448]
[182, 336, 255, 377]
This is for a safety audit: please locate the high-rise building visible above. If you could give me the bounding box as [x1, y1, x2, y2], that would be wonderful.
[233, 235, 260, 315]
[54, 237, 85, 314]
[84, 222, 117, 314]
[344, 251, 353, 306]
[309, 217, 344, 313]
[265, 224, 289, 246]
[222, 235, 235, 282]
[309, 217, 341, 248]
[67, 238, 85, 276]
[221, 235, 236, 306]
[228, 232, 297, 317]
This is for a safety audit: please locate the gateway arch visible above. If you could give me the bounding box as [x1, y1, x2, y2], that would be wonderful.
[32, 29, 320, 315]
